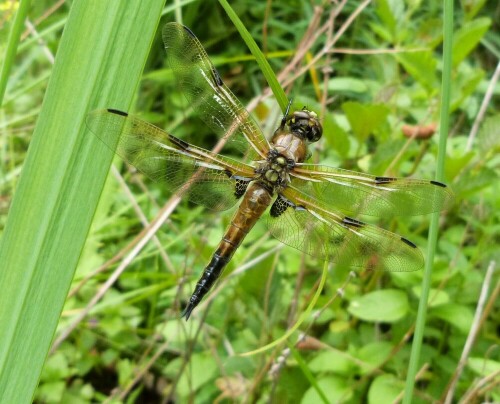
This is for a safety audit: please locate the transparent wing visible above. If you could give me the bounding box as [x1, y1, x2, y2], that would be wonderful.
[162, 22, 270, 161]
[87, 109, 255, 211]
[266, 186, 424, 271]
[291, 164, 454, 217]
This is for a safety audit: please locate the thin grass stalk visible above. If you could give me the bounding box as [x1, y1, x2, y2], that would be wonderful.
[402, 0, 454, 401]
[0, 0, 31, 105]
[217, 0, 289, 112]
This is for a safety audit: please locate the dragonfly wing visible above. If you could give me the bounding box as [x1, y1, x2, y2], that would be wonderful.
[291, 164, 454, 217]
[162, 22, 270, 161]
[266, 186, 424, 271]
[87, 109, 255, 211]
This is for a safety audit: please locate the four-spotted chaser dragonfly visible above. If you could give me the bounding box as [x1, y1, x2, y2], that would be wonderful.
[87, 23, 453, 320]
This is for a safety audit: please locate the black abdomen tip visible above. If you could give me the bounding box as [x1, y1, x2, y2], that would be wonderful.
[181, 303, 196, 321]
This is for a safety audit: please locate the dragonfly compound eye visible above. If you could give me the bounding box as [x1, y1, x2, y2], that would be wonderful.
[306, 120, 322, 142]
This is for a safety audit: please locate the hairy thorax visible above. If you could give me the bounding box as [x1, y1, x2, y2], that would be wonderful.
[254, 130, 308, 193]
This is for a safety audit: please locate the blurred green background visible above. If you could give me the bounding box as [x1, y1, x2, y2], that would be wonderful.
[1, 0, 499, 403]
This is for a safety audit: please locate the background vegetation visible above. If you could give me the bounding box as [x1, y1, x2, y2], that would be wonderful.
[1, 0, 499, 402]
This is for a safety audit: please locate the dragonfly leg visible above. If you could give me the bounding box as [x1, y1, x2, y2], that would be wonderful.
[280, 98, 294, 130]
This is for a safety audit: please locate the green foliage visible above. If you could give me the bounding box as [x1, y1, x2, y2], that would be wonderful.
[348, 289, 409, 323]
[342, 101, 391, 142]
[1, 0, 499, 403]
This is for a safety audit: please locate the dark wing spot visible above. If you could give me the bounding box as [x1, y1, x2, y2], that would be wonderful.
[375, 176, 397, 184]
[107, 109, 128, 117]
[234, 179, 249, 198]
[168, 134, 189, 150]
[401, 237, 417, 248]
[342, 217, 365, 228]
[270, 195, 293, 217]
[182, 25, 196, 38]
[430, 180, 447, 188]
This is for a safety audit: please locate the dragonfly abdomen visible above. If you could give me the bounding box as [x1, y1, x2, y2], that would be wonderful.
[181, 182, 272, 320]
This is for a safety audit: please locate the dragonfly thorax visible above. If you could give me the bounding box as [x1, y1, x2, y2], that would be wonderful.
[255, 149, 293, 191]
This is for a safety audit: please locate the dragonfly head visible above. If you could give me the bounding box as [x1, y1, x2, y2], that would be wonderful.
[288, 109, 322, 143]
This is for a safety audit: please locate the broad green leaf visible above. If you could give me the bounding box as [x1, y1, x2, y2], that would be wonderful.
[396, 51, 438, 92]
[117, 359, 135, 387]
[467, 357, 500, 376]
[452, 17, 491, 66]
[356, 341, 394, 374]
[444, 150, 475, 179]
[328, 77, 368, 94]
[0, 1, 164, 401]
[39, 352, 70, 382]
[412, 286, 450, 307]
[308, 351, 355, 375]
[341, 101, 390, 142]
[462, 0, 488, 19]
[177, 353, 218, 396]
[368, 374, 402, 404]
[35, 381, 66, 403]
[375, 0, 397, 36]
[450, 66, 484, 112]
[369, 138, 407, 174]
[348, 289, 409, 323]
[322, 114, 350, 157]
[301, 376, 353, 404]
[453, 166, 498, 197]
[430, 303, 474, 334]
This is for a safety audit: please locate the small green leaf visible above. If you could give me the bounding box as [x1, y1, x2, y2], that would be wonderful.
[412, 287, 450, 307]
[328, 77, 368, 94]
[301, 376, 353, 404]
[322, 115, 350, 157]
[375, 0, 397, 36]
[348, 289, 409, 323]
[39, 352, 70, 382]
[467, 358, 500, 376]
[453, 166, 498, 197]
[396, 51, 438, 91]
[444, 150, 475, 179]
[452, 17, 491, 66]
[356, 342, 394, 374]
[308, 351, 354, 375]
[177, 353, 218, 396]
[463, 0, 488, 19]
[450, 66, 484, 112]
[35, 382, 66, 403]
[341, 102, 390, 142]
[117, 359, 134, 387]
[430, 303, 474, 334]
[368, 374, 402, 404]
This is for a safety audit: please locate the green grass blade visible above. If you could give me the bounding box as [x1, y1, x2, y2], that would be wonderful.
[0, 1, 164, 401]
[403, 1, 455, 402]
[288, 343, 329, 404]
[217, 0, 289, 112]
[0, 0, 31, 105]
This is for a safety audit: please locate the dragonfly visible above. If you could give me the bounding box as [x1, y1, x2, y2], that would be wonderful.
[87, 22, 453, 320]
